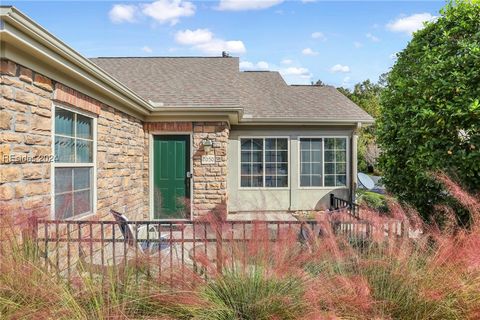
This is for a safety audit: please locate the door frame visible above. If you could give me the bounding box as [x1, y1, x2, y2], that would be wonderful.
[149, 132, 193, 221]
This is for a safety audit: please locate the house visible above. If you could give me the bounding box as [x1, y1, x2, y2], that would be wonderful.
[0, 7, 373, 222]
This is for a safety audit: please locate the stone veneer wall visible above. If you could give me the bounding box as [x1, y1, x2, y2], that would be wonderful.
[143, 121, 229, 219]
[0, 59, 146, 220]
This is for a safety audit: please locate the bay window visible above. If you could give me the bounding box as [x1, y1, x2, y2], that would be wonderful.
[53, 107, 95, 219]
[240, 137, 288, 188]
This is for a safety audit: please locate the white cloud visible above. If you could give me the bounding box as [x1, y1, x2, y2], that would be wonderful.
[240, 61, 269, 70]
[109, 4, 137, 23]
[281, 59, 292, 65]
[175, 28, 246, 55]
[142, 46, 153, 53]
[311, 31, 326, 41]
[217, 0, 284, 11]
[175, 29, 213, 45]
[302, 48, 319, 56]
[365, 33, 380, 42]
[330, 64, 350, 73]
[353, 41, 363, 48]
[281, 67, 310, 77]
[195, 39, 246, 55]
[386, 13, 436, 35]
[142, 0, 195, 25]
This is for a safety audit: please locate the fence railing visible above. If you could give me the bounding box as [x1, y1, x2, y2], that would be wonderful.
[330, 194, 361, 218]
[30, 215, 406, 283]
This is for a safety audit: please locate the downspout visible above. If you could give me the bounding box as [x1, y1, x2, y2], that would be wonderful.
[351, 123, 361, 204]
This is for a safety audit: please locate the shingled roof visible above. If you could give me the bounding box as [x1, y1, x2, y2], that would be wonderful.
[91, 56, 373, 123]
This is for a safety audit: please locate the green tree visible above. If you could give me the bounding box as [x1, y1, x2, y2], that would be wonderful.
[339, 78, 385, 173]
[378, 0, 480, 222]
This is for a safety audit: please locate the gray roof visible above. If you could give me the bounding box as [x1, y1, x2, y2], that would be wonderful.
[91, 57, 373, 122]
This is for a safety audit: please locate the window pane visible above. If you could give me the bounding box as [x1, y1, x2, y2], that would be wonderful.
[55, 136, 75, 163]
[301, 151, 310, 162]
[251, 151, 263, 162]
[265, 151, 276, 162]
[265, 138, 276, 150]
[301, 163, 310, 175]
[325, 175, 335, 187]
[241, 176, 251, 187]
[312, 163, 322, 175]
[277, 151, 288, 162]
[325, 138, 335, 150]
[336, 163, 346, 175]
[55, 193, 73, 219]
[336, 175, 347, 186]
[74, 190, 91, 216]
[76, 140, 93, 163]
[252, 176, 263, 187]
[335, 138, 347, 150]
[55, 108, 74, 137]
[241, 164, 251, 175]
[252, 139, 263, 151]
[311, 175, 322, 186]
[265, 176, 275, 187]
[265, 163, 275, 175]
[276, 163, 288, 175]
[241, 139, 252, 150]
[276, 139, 288, 150]
[325, 163, 335, 174]
[76, 114, 93, 140]
[241, 151, 251, 162]
[74, 168, 91, 190]
[251, 163, 263, 175]
[312, 150, 321, 162]
[276, 176, 288, 187]
[300, 175, 310, 187]
[311, 139, 322, 150]
[336, 151, 346, 162]
[55, 168, 72, 194]
[300, 139, 310, 151]
[325, 151, 335, 162]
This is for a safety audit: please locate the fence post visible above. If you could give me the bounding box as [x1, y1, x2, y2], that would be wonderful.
[330, 194, 335, 210]
[216, 222, 223, 274]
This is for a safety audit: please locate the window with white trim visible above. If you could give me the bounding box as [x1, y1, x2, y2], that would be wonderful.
[240, 138, 288, 188]
[54, 107, 95, 219]
[299, 137, 347, 187]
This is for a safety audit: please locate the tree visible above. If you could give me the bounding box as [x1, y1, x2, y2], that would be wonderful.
[378, 0, 480, 222]
[311, 79, 326, 86]
[338, 78, 385, 173]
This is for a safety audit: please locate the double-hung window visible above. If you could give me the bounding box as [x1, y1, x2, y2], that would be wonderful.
[300, 137, 347, 187]
[53, 107, 95, 219]
[240, 138, 288, 188]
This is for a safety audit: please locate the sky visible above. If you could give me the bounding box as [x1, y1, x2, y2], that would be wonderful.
[6, 1, 445, 87]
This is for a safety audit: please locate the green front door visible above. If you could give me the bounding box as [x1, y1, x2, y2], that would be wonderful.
[153, 135, 190, 219]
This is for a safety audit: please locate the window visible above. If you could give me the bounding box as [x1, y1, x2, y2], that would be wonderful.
[300, 138, 323, 187]
[53, 107, 95, 219]
[299, 137, 348, 187]
[240, 138, 288, 188]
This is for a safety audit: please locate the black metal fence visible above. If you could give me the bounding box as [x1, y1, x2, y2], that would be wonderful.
[29, 214, 407, 283]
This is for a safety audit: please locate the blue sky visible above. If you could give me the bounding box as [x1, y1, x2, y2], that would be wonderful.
[7, 1, 445, 87]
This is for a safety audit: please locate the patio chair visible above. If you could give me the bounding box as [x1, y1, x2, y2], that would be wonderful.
[76, 209, 179, 275]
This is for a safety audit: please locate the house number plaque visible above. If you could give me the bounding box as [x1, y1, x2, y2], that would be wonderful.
[201, 155, 216, 165]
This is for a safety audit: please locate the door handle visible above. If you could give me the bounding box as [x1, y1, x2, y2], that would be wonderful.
[186, 171, 192, 179]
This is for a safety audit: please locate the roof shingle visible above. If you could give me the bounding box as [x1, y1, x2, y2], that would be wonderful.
[90, 56, 373, 122]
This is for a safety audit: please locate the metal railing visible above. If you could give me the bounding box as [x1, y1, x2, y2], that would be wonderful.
[30, 215, 406, 283]
[330, 194, 361, 218]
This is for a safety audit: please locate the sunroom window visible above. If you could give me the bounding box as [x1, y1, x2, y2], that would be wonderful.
[240, 138, 288, 188]
[54, 107, 95, 219]
[299, 137, 347, 187]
